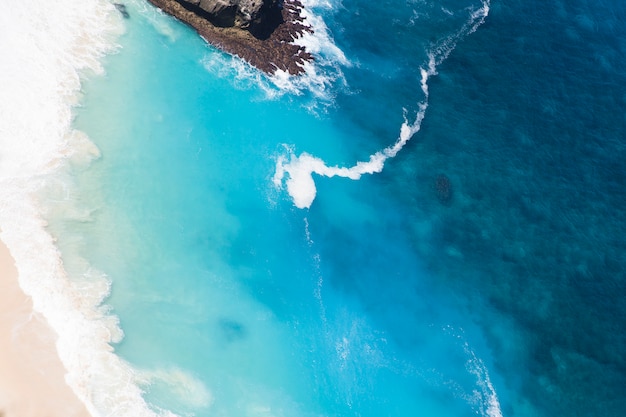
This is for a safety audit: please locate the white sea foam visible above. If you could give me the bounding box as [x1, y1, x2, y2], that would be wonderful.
[273, 0, 491, 208]
[464, 342, 503, 417]
[201, 0, 349, 106]
[276, 0, 350, 98]
[137, 368, 213, 409]
[0, 1, 179, 416]
[440, 326, 503, 417]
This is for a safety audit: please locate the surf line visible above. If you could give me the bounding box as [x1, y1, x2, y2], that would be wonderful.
[273, 1, 490, 209]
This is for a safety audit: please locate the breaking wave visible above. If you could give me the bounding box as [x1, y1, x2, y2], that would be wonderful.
[202, 0, 350, 107]
[0, 1, 186, 416]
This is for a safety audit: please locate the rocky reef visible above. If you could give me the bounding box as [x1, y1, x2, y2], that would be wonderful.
[146, 0, 313, 74]
[434, 174, 453, 205]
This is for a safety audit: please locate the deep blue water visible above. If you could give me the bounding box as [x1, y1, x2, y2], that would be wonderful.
[54, 0, 626, 415]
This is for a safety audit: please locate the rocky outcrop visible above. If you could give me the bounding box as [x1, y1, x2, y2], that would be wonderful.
[175, 0, 285, 39]
[147, 0, 313, 74]
[178, 0, 275, 29]
[177, 0, 262, 28]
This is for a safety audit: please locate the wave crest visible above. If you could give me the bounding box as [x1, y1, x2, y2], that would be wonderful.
[0, 1, 183, 416]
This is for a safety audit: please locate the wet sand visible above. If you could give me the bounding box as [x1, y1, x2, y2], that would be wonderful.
[0, 238, 89, 417]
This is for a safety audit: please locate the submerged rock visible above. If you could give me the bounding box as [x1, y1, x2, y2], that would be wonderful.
[218, 318, 246, 342]
[114, 3, 130, 18]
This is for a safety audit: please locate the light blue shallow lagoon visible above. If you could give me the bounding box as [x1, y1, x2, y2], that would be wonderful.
[51, 0, 626, 415]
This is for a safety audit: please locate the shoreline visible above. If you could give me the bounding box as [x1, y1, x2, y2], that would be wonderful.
[0, 238, 90, 417]
[146, 0, 313, 74]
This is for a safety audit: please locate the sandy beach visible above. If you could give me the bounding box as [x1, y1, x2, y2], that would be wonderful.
[0, 237, 89, 417]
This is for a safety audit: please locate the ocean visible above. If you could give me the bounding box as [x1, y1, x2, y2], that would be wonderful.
[1, 0, 625, 416]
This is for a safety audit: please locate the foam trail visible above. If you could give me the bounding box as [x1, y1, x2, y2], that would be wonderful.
[274, 1, 490, 208]
[0, 1, 180, 416]
[464, 342, 503, 417]
[442, 326, 503, 417]
[303, 217, 328, 324]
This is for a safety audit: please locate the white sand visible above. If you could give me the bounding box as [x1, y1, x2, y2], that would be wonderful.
[0, 238, 89, 417]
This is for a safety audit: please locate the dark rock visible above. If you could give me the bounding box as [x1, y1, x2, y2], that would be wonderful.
[176, 0, 283, 34]
[146, 0, 313, 74]
[202, 0, 237, 26]
[114, 3, 130, 18]
[246, 0, 284, 40]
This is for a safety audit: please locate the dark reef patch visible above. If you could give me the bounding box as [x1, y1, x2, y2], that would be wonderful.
[434, 174, 453, 205]
[218, 318, 247, 342]
[114, 3, 130, 18]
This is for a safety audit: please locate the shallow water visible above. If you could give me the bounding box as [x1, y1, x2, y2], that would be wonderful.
[42, 0, 626, 416]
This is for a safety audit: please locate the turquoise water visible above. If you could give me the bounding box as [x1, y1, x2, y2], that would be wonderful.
[53, 0, 626, 416]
